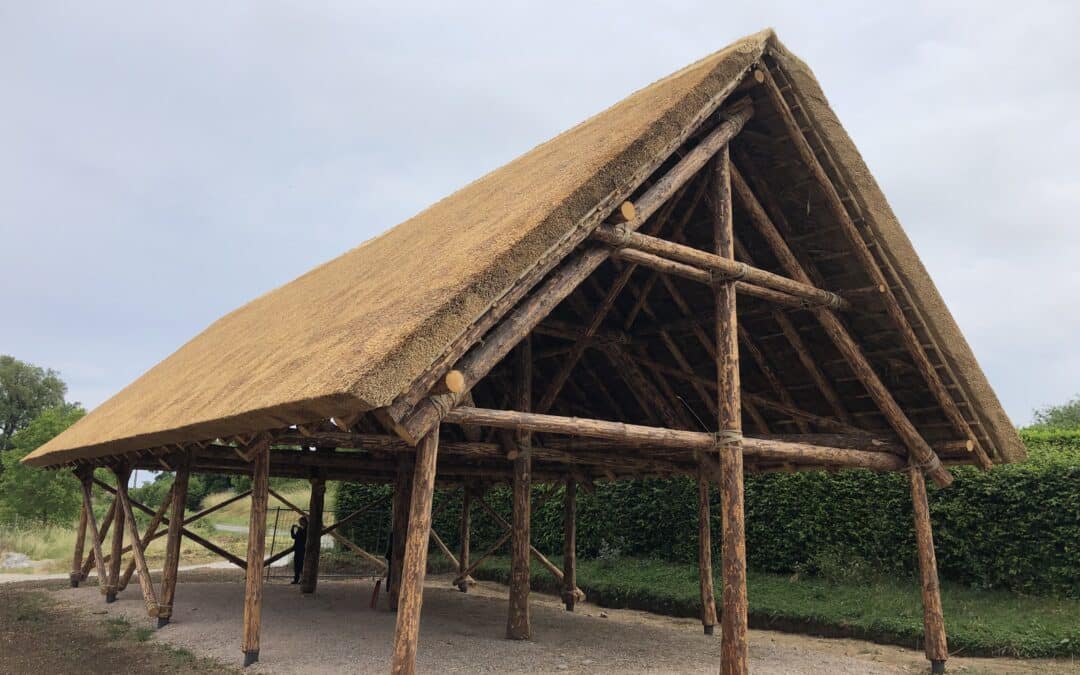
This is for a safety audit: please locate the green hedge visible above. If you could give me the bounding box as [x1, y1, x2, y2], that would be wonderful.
[337, 430, 1079, 597]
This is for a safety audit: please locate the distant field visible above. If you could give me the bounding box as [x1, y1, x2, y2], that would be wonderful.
[0, 485, 337, 575]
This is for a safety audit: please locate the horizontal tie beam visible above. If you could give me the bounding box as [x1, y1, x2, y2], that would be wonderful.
[593, 225, 849, 310]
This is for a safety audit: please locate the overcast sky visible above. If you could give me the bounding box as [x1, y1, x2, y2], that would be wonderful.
[2, 1, 1077, 427]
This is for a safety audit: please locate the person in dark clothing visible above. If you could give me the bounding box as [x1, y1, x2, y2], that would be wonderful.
[384, 531, 393, 587]
[290, 516, 308, 584]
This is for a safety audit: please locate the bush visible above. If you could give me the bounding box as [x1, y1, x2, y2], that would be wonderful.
[339, 430, 1078, 598]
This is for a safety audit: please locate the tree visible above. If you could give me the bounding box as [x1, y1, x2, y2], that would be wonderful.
[0, 355, 67, 452]
[0, 404, 85, 525]
[1030, 396, 1080, 431]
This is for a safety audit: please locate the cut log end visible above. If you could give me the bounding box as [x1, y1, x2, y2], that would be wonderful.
[608, 201, 636, 224]
[444, 370, 466, 394]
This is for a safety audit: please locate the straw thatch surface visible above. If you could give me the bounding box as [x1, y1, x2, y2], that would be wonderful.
[25, 30, 1024, 468]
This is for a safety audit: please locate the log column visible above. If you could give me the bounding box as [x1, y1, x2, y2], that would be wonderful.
[910, 462, 948, 673]
[241, 441, 270, 667]
[714, 147, 748, 674]
[389, 457, 413, 611]
[697, 468, 718, 634]
[457, 487, 471, 592]
[390, 429, 441, 675]
[507, 338, 532, 640]
[71, 480, 88, 587]
[159, 451, 190, 627]
[561, 478, 577, 612]
[300, 477, 326, 594]
[77, 470, 109, 593]
[106, 466, 128, 603]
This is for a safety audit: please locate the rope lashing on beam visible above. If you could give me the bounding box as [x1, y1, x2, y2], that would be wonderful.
[908, 452, 946, 476]
[711, 262, 751, 283]
[711, 429, 744, 447]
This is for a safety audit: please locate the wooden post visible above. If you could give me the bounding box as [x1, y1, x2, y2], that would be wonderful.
[910, 462, 948, 673]
[507, 339, 532, 640]
[457, 487, 471, 592]
[697, 468, 718, 634]
[116, 466, 160, 618]
[300, 477, 326, 594]
[714, 147, 748, 674]
[107, 467, 128, 603]
[241, 441, 270, 667]
[71, 482, 88, 587]
[78, 470, 109, 592]
[159, 452, 189, 626]
[390, 429, 440, 675]
[561, 478, 577, 612]
[389, 457, 412, 611]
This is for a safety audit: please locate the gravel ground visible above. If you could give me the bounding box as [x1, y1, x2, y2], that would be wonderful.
[55, 573, 1076, 674]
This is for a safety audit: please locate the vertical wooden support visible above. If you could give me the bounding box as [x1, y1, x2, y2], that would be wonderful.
[71, 482, 88, 587]
[390, 429, 440, 675]
[389, 458, 413, 611]
[159, 452, 190, 626]
[116, 466, 160, 618]
[714, 147, 748, 674]
[457, 487, 471, 592]
[910, 462, 949, 673]
[300, 477, 326, 594]
[561, 478, 577, 612]
[106, 467, 127, 603]
[81, 496, 116, 583]
[241, 441, 270, 667]
[507, 338, 532, 640]
[697, 468, 718, 634]
[78, 470, 109, 592]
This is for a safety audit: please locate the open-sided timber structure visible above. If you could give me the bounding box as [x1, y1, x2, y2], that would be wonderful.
[25, 30, 1024, 675]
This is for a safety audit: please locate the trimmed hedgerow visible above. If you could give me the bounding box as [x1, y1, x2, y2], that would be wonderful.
[337, 429, 1079, 597]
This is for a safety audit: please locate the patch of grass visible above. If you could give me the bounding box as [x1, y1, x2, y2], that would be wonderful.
[133, 626, 154, 642]
[0, 523, 77, 571]
[105, 616, 131, 639]
[7, 590, 49, 624]
[474, 556, 1080, 659]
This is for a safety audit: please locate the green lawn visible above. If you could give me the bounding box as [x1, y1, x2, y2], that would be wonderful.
[473, 556, 1080, 658]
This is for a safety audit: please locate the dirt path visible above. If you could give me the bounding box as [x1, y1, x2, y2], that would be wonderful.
[0, 580, 232, 674]
[45, 572, 1077, 674]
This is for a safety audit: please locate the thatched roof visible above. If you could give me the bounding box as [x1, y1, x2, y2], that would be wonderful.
[25, 29, 1025, 470]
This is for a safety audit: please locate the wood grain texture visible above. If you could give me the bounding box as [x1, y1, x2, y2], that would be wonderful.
[507, 339, 532, 640]
[300, 478, 326, 593]
[562, 479, 578, 611]
[241, 440, 270, 662]
[910, 463, 949, 663]
[159, 453, 189, 622]
[714, 148, 748, 675]
[697, 469, 718, 633]
[390, 430, 440, 675]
